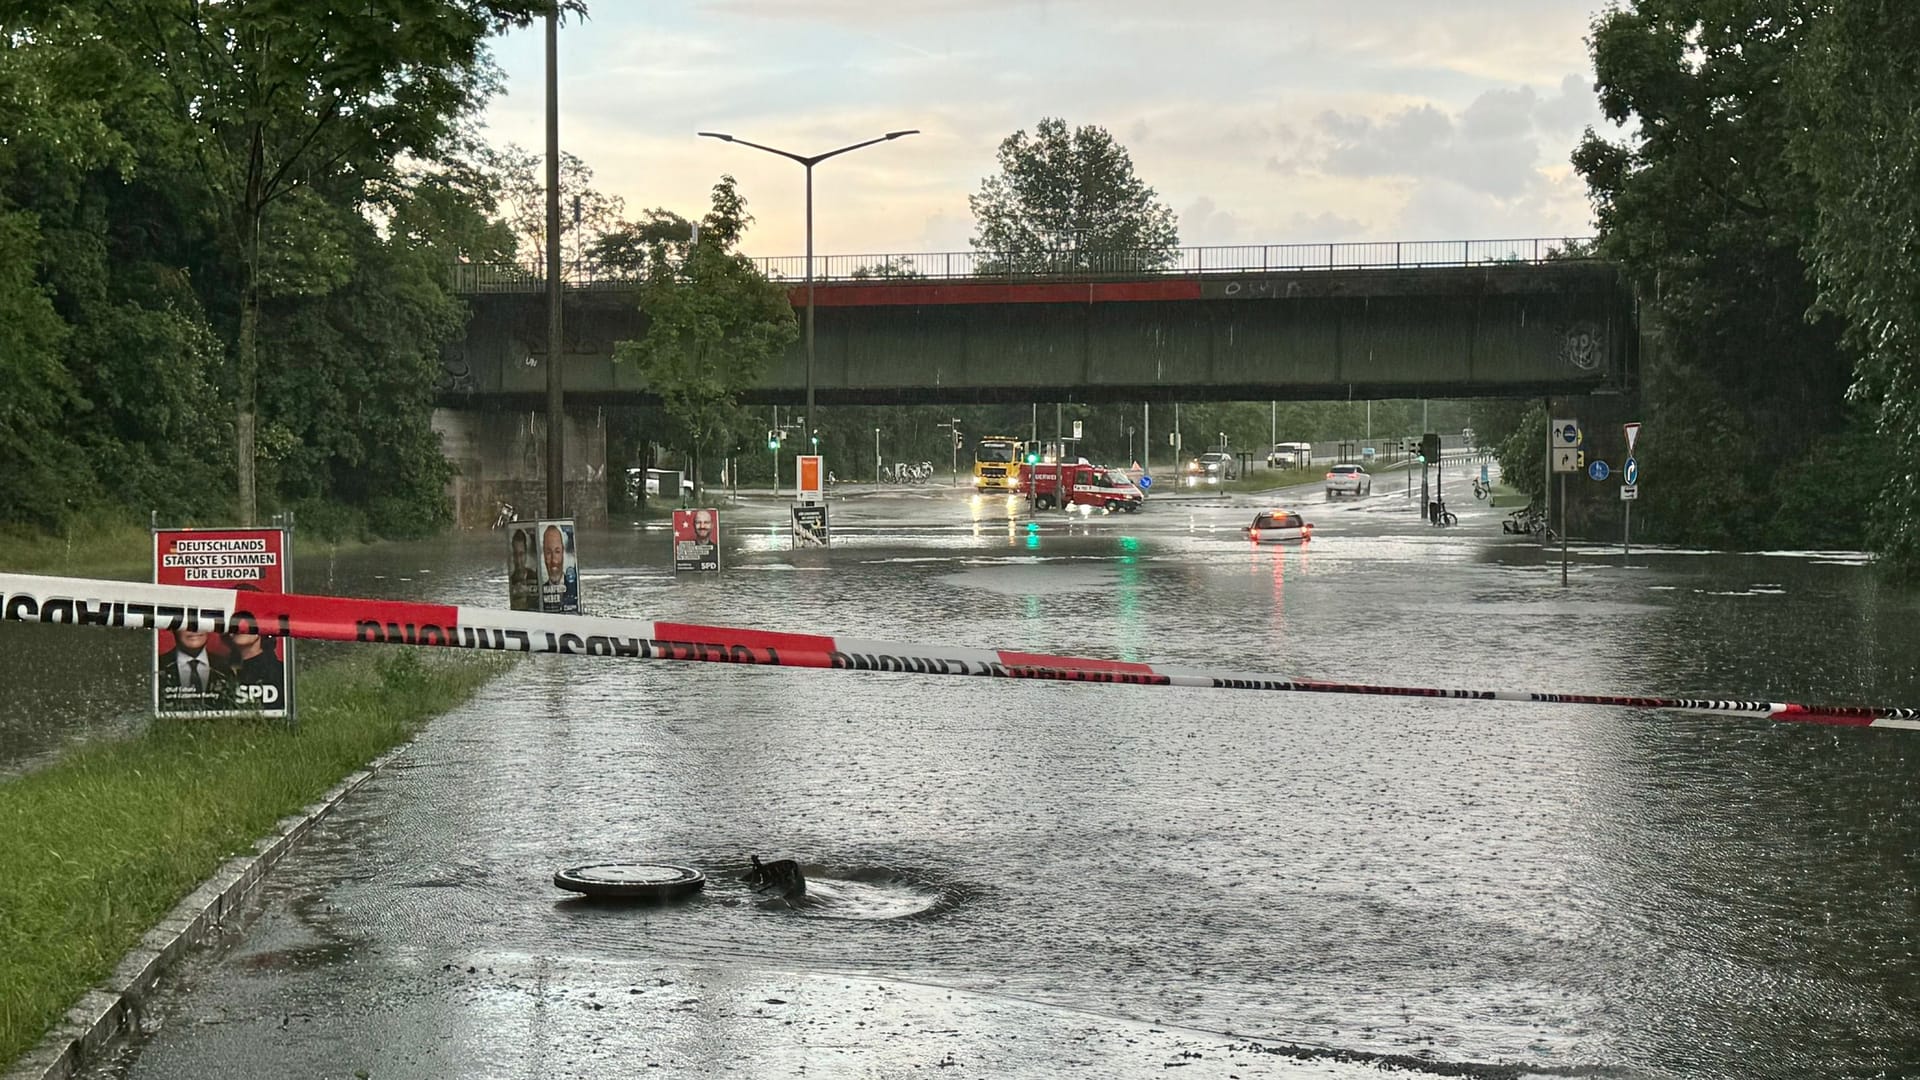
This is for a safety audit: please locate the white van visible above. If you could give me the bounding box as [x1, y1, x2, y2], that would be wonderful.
[1266, 442, 1313, 469]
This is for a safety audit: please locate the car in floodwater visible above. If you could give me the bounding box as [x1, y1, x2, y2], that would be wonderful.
[1244, 509, 1312, 544]
[1324, 464, 1372, 499]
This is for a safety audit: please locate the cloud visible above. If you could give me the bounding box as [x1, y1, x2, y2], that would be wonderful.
[1180, 196, 1242, 246]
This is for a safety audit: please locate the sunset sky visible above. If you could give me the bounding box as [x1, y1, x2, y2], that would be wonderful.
[480, 0, 1610, 260]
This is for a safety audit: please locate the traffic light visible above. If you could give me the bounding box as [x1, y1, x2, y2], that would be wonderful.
[1024, 452, 1039, 465]
[766, 429, 778, 450]
[953, 433, 964, 450]
[810, 430, 820, 449]
[1419, 433, 1442, 462]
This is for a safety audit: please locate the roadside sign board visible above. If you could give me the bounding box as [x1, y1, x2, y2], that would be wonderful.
[672, 509, 720, 572]
[153, 526, 293, 721]
[1621, 484, 1639, 501]
[791, 504, 829, 548]
[1624, 422, 1641, 455]
[1552, 418, 1583, 447]
[1072, 420, 1083, 440]
[1589, 460, 1610, 481]
[1624, 456, 1639, 485]
[797, 455, 823, 503]
[1551, 447, 1582, 473]
[536, 519, 580, 614]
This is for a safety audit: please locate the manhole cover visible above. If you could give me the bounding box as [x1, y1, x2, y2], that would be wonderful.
[553, 863, 706, 900]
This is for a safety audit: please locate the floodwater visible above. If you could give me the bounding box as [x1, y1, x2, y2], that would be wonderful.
[13, 465, 1920, 1078]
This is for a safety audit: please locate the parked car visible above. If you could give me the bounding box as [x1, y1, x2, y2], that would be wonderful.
[1324, 464, 1372, 499]
[1244, 509, 1312, 544]
[1186, 451, 1237, 484]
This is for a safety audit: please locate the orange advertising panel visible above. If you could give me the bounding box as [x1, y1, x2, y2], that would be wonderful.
[797, 455, 823, 501]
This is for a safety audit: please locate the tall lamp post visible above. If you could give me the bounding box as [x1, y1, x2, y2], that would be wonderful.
[697, 129, 919, 440]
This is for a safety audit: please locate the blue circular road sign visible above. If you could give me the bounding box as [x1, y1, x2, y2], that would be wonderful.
[1558, 423, 1580, 445]
[1138, 475, 1153, 490]
[1589, 460, 1610, 481]
[1624, 457, 1638, 485]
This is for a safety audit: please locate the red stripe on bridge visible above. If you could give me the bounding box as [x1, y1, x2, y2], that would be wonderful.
[790, 280, 1204, 307]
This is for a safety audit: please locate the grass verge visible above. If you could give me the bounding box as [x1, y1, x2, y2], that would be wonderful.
[0, 521, 154, 582]
[0, 648, 512, 1069]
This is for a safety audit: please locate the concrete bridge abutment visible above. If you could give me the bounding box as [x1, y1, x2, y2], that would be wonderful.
[432, 406, 607, 530]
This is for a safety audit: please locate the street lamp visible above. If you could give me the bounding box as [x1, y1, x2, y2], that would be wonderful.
[697, 128, 919, 437]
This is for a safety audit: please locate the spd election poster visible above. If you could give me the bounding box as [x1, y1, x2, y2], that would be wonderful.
[673, 509, 720, 572]
[153, 527, 294, 720]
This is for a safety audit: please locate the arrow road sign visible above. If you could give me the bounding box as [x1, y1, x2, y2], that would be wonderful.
[1552, 418, 1583, 447]
[1624, 422, 1641, 455]
[1589, 460, 1610, 481]
[1624, 456, 1639, 485]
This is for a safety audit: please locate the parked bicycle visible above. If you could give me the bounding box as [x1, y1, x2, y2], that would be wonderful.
[491, 500, 516, 529]
[1500, 502, 1555, 541]
[1472, 476, 1489, 500]
[1428, 499, 1458, 527]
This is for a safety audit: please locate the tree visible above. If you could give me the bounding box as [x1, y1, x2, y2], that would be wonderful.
[484, 142, 625, 277]
[107, 0, 575, 525]
[1571, 0, 1859, 549]
[1794, 3, 1920, 574]
[613, 176, 798, 497]
[969, 118, 1180, 274]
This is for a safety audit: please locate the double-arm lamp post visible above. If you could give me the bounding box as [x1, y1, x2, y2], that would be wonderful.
[696, 129, 919, 443]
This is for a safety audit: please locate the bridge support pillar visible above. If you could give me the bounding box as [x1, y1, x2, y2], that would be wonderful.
[433, 406, 607, 530]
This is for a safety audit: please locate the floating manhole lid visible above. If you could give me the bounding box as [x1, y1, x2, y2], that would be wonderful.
[553, 863, 706, 900]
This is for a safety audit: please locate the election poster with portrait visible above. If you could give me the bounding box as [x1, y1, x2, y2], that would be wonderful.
[673, 508, 720, 572]
[153, 526, 294, 721]
[507, 523, 541, 611]
[536, 519, 580, 614]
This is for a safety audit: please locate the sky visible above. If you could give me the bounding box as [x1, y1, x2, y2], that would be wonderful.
[480, 0, 1612, 261]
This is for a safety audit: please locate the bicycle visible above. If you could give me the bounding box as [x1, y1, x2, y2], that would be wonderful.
[1471, 476, 1489, 501]
[491, 501, 516, 529]
[1428, 499, 1457, 527]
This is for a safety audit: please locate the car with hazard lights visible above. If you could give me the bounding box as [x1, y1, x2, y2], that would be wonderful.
[1243, 509, 1312, 544]
[1185, 451, 1237, 485]
[1324, 463, 1372, 499]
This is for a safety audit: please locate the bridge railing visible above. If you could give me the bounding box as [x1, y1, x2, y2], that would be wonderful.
[449, 236, 1596, 293]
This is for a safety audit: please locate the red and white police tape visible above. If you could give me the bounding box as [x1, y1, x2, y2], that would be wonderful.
[4, 571, 1917, 731]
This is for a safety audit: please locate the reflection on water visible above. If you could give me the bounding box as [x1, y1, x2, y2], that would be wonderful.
[15, 490, 1920, 1076]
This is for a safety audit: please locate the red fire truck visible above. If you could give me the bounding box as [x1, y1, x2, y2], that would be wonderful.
[1016, 462, 1144, 512]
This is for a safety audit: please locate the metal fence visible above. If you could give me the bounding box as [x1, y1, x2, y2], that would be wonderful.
[450, 236, 1597, 293]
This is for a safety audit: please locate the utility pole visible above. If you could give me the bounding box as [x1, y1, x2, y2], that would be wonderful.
[543, 1, 564, 518]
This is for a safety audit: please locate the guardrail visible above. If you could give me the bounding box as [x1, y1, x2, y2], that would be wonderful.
[449, 236, 1597, 293]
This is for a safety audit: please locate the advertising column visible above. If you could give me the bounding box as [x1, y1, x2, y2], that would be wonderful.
[153, 526, 293, 720]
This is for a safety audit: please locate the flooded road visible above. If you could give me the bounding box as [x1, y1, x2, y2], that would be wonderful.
[21, 466, 1920, 1078]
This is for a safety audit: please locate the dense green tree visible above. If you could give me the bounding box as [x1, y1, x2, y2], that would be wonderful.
[1794, 3, 1920, 572]
[613, 177, 799, 497]
[98, 0, 572, 524]
[1571, 0, 1862, 549]
[969, 118, 1180, 274]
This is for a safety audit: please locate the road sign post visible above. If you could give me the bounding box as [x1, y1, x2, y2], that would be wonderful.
[1548, 419, 1582, 585]
[1622, 422, 1641, 561]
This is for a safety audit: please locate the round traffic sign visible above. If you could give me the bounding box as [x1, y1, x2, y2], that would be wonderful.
[1558, 423, 1580, 445]
[1624, 456, 1639, 485]
[1588, 460, 1610, 481]
[553, 863, 706, 900]
[1138, 475, 1152, 490]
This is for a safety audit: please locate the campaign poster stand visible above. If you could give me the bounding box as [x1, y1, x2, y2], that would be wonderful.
[507, 522, 541, 611]
[535, 519, 581, 613]
[791, 504, 829, 548]
[151, 517, 296, 724]
[673, 509, 721, 572]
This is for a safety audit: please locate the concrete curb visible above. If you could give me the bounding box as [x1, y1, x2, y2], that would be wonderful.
[5, 741, 416, 1080]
